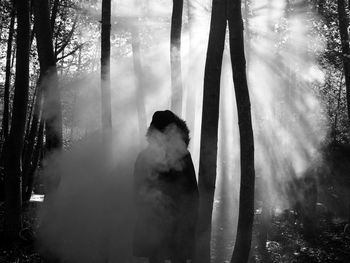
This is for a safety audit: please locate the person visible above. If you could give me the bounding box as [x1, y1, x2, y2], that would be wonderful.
[133, 110, 199, 263]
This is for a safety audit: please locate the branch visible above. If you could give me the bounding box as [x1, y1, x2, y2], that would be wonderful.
[56, 43, 84, 62]
[55, 15, 78, 57]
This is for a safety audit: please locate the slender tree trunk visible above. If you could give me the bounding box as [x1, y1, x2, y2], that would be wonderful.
[33, 0, 62, 155]
[21, 85, 37, 176]
[3, 0, 30, 240]
[195, 0, 226, 262]
[2, 3, 15, 140]
[337, 0, 350, 124]
[22, 83, 43, 199]
[23, 118, 44, 202]
[101, 0, 112, 131]
[131, 23, 147, 141]
[228, 1, 255, 262]
[170, 0, 183, 115]
[185, 0, 197, 150]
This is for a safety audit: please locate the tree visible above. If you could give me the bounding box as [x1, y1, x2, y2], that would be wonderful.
[2, 2, 15, 141]
[228, 2, 255, 261]
[33, 0, 63, 154]
[170, 0, 183, 115]
[22, 85, 43, 202]
[196, 0, 255, 262]
[337, 0, 350, 226]
[33, 0, 63, 198]
[337, 0, 350, 126]
[3, 0, 31, 240]
[195, 0, 227, 262]
[101, 0, 112, 132]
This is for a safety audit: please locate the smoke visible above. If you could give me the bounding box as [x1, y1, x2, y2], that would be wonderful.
[38, 132, 136, 262]
[36, 0, 329, 262]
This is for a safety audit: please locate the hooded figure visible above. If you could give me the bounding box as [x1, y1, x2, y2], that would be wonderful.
[133, 110, 199, 263]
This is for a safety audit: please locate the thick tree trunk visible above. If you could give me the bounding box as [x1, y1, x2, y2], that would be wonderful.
[170, 0, 183, 115]
[101, 0, 112, 131]
[2, 4, 15, 141]
[33, 0, 62, 198]
[131, 24, 147, 141]
[33, 0, 62, 155]
[337, 0, 350, 124]
[3, 0, 31, 240]
[195, 0, 227, 262]
[228, 1, 255, 263]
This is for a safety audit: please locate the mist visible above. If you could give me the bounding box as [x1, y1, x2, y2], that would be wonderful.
[37, 0, 329, 262]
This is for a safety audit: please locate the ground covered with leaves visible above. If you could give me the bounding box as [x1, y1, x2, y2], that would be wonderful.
[0, 202, 41, 263]
[251, 211, 350, 263]
[0, 202, 349, 263]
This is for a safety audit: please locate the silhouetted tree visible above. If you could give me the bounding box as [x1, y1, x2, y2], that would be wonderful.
[33, 0, 62, 154]
[22, 85, 43, 201]
[196, 0, 255, 262]
[170, 0, 183, 115]
[101, 0, 112, 132]
[337, 0, 350, 125]
[3, 0, 31, 240]
[229, 0, 255, 262]
[195, 0, 226, 262]
[23, 119, 44, 202]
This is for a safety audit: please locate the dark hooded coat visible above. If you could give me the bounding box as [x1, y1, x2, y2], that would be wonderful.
[133, 111, 199, 260]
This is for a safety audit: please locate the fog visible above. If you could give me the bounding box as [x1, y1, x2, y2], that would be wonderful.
[38, 0, 328, 262]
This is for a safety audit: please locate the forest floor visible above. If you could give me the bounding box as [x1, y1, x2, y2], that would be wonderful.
[0, 202, 350, 263]
[250, 210, 350, 263]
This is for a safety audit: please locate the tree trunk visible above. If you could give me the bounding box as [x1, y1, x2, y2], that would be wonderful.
[228, 1, 255, 262]
[195, 0, 227, 262]
[23, 119, 44, 202]
[131, 23, 147, 141]
[185, 0, 197, 150]
[33, 0, 62, 199]
[33, 0, 62, 155]
[170, 0, 183, 115]
[22, 83, 43, 200]
[101, 0, 112, 131]
[2, 3, 15, 141]
[3, 0, 30, 240]
[337, 0, 350, 125]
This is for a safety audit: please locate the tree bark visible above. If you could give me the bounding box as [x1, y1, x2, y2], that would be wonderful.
[101, 0, 112, 131]
[33, 0, 63, 155]
[228, 1, 255, 262]
[3, 0, 31, 240]
[170, 0, 183, 115]
[337, 0, 350, 125]
[2, 3, 15, 141]
[195, 0, 227, 262]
